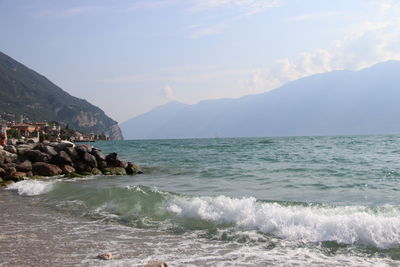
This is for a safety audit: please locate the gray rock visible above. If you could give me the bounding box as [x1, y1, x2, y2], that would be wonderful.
[0, 167, 5, 177]
[43, 145, 58, 157]
[17, 144, 34, 155]
[23, 150, 50, 163]
[0, 163, 16, 169]
[4, 166, 16, 176]
[75, 144, 93, 155]
[59, 164, 76, 174]
[82, 152, 98, 168]
[3, 145, 17, 154]
[52, 151, 73, 165]
[53, 141, 74, 151]
[32, 162, 62, 176]
[98, 160, 107, 170]
[33, 143, 46, 151]
[74, 161, 92, 173]
[0, 150, 18, 164]
[91, 148, 106, 161]
[16, 160, 32, 172]
[125, 162, 141, 175]
[65, 147, 79, 161]
[106, 152, 126, 168]
[4, 171, 26, 182]
[7, 139, 17, 145]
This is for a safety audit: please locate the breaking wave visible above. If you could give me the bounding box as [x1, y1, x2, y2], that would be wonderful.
[6, 180, 56, 196]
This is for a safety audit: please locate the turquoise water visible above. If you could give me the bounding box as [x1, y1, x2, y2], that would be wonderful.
[97, 135, 400, 205]
[6, 135, 400, 265]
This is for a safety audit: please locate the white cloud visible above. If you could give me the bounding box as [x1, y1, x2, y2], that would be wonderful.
[191, 0, 280, 15]
[164, 85, 177, 100]
[37, 7, 91, 18]
[239, 2, 400, 94]
[101, 0, 400, 103]
[129, 0, 180, 10]
[190, 23, 228, 38]
[288, 12, 341, 22]
[188, 0, 281, 38]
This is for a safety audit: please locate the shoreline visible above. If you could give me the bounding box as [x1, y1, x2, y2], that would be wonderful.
[0, 190, 171, 266]
[2, 187, 395, 267]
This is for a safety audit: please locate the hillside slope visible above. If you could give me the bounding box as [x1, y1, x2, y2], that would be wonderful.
[0, 51, 123, 140]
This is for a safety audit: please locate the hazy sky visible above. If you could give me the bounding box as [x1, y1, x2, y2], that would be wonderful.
[1, 0, 400, 122]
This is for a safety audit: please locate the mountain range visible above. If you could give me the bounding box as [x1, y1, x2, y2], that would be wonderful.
[121, 61, 400, 139]
[0, 51, 123, 140]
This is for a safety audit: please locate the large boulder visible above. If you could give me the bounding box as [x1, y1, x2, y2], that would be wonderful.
[52, 151, 73, 165]
[125, 162, 141, 175]
[91, 148, 106, 162]
[4, 171, 26, 182]
[42, 145, 58, 157]
[3, 145, 17, 154]
[32, 162, 62, 176]
[7, 139, 17, 146]
[16, 160, 32, 172]
[4, 166, 16, 176]
[16, 144, 34, 155]
[23, 150, 50, 163]
[75, 144, 93, 156]
[82, 152, 98, 168]
[59, 164, 76, 174]
[0, 162, 16, 169]
[53, 141, 74, 152]
[74, 161, 92, 173]
[106, 152, 127, 168]
[97, 160, 107, 171]
[65, 147, 79, 161]
[0, 150, 17, 164]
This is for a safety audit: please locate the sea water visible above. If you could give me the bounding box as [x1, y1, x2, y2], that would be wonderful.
[3, 135, 400, 266]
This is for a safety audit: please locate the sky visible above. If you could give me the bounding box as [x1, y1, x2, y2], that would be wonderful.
[1, 0, 400, 123]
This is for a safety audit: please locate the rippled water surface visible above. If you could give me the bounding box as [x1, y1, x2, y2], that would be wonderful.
[4, 135, 400, 266]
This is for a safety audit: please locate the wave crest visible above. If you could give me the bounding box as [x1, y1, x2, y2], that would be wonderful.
[167, 195, 400, 249]
[6, 180, 55, 196]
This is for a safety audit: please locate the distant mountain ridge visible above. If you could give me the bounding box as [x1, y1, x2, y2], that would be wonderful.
[121, 61, 400, 139]
[0, 51, 123, 140]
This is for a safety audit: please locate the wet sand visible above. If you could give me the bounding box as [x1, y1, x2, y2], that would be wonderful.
[0, 191, 168, 266]
[0, 191, 243, 266]
[1, 189, 396, 267]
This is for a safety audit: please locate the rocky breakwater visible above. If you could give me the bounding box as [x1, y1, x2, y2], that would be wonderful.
[0, 142, 142, 186]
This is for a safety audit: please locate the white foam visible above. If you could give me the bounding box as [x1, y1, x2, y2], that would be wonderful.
[6, 180, 55, 196]
[167, 195, 400, 249]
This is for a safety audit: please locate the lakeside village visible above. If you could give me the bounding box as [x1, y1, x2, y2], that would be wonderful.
[0, 117, 109, 146]
[0, 117, 142, 188]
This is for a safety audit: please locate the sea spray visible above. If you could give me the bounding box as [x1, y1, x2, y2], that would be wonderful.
[15, 177, 400, 250]
[167, 195, 400, 248]
[6, 179, 56, 196]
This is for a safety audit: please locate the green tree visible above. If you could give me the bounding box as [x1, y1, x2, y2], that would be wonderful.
[7, 128, 21, 139]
